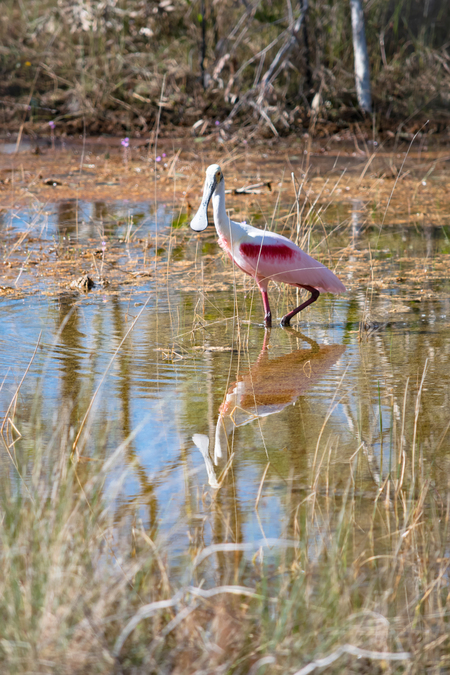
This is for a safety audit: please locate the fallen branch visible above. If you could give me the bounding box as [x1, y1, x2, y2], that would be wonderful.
[225, 181, 272, 195]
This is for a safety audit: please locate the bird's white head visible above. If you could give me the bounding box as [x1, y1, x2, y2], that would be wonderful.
[190, 164, 223, 232]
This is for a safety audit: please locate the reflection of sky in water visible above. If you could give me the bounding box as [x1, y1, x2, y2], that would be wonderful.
[2, 287, 450, 561]
[0, 200, 174, 240]
[0, 293, 348, 542]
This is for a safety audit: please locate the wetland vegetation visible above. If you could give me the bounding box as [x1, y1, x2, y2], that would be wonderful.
[4, 0, 450, 670]
[1, 132, 450, 673]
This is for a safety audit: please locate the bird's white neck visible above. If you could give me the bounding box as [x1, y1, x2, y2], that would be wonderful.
[211, 179, 230, 235]
[207, 177, 247, 252]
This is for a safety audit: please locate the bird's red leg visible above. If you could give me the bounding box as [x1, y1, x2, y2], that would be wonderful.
[261, 289, 272, 328]
[281, 286, 320, 327]
[262, 327, 271, 351]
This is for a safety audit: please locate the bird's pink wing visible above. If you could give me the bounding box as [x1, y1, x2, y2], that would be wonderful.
[235, 235, 345, 294]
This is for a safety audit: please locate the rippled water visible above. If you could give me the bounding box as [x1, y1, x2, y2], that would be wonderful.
[2, 137, 450, 567]
[2, 265, 450, 561]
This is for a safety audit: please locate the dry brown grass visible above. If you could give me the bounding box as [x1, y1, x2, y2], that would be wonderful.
[1, 0, 450, 137]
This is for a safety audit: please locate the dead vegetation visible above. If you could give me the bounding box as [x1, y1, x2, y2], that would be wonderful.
[2, 136, 450, 301]
[1, 0, 450, 138]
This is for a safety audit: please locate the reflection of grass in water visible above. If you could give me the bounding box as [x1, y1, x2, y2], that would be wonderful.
[2, 367, 450, 672]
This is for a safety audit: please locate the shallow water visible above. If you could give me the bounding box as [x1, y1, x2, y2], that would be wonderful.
[0, 199, 174, 240]
[2, 276, 450, 565]
[2, 141, 450, 572]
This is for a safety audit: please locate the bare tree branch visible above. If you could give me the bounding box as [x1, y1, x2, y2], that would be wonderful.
[257, 0, 308, 103]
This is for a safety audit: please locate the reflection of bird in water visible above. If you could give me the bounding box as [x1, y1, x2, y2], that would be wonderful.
[192, 433, 220, 489]
[190, 164, 346, 327]
[193, 330, 346, 486]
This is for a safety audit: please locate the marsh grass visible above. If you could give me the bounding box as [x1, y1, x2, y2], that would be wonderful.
[2, 364, 450, 673]
[2, 142, 450, 673]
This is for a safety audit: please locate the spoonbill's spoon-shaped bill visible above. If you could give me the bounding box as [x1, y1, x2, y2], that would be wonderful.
[189, 170, 218, 231]
[190, 164, 346, 327]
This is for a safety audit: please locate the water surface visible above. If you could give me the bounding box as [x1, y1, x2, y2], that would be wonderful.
[2, 278, 450, 565]
[2, 149, 450, 572]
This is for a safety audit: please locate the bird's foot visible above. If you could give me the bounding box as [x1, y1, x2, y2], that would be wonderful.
[264, 312, 272, 328]
[280, 315, 291, 328]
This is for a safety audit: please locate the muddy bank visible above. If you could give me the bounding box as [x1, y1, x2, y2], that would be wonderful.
[2, 133, 450, 209]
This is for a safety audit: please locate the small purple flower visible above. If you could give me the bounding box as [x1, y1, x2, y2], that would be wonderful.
[215, 120, 220, 126]
[121, 137, 129, 148]
[162, 152, 166, 158]
[49, 120, 55, 129]
[102, 240, 106, 250]
[156, 156, 161, 162]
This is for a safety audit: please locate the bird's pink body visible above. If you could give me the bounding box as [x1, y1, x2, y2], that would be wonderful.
[218, 232, 345, 294]
[191, 164, 346, 326]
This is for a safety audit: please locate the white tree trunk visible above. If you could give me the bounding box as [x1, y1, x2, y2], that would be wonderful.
[350, 0, 372, 113]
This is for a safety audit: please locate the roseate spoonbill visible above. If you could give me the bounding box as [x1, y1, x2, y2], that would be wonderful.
[190, 164, 346, 327]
